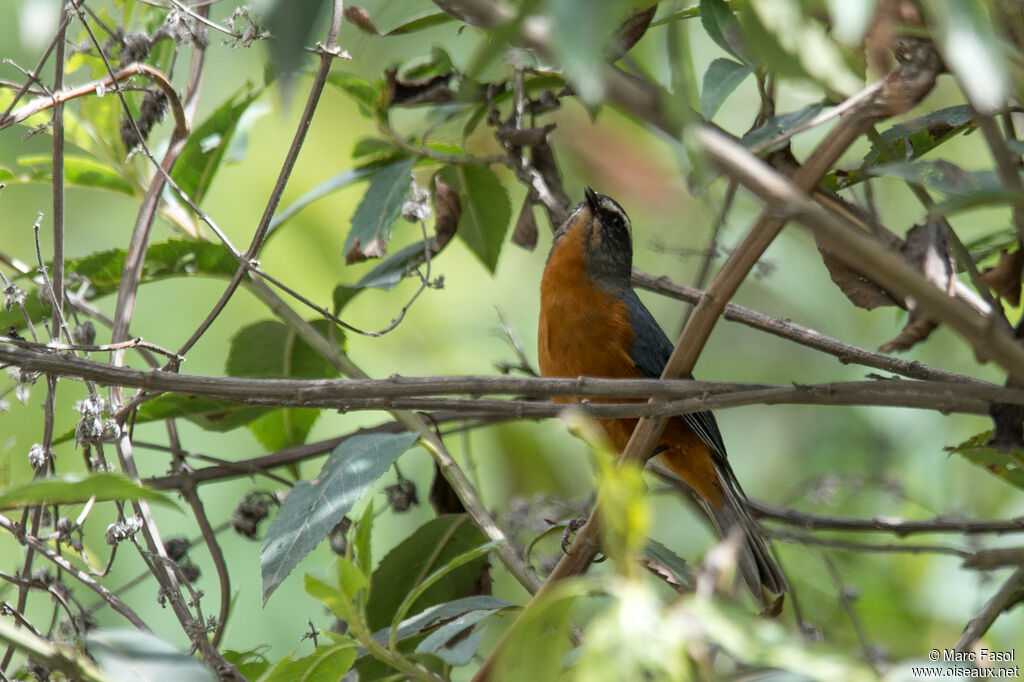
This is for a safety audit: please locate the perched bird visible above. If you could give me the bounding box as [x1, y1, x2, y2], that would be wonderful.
[538, 187, 786, 598]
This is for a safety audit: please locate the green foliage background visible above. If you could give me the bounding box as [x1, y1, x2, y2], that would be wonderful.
[0, 0, 1022, 679]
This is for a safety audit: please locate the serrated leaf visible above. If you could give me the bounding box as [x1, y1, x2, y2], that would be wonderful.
[0, 473, 179, 511]
[700, 58, 752, 119]
[643, 539, 692, 589]
[825, 106, 974, 191]
[950, 431, 1024, 491]
[171, 84, 263, 205]
[226, 319, 342, 450]
[261, 431, 418, 602]
[437, 165, 511, 272]
[344, 157, 416, 263]
[0, 237, 240, 342]
[86, 629, 214, 682]
[366, 515, 489, 631]
[12, 154, 136, 196]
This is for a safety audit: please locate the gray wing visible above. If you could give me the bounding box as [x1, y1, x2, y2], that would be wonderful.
[622, 290, 729, 462]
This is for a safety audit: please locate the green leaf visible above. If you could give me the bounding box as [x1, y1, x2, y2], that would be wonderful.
[414, 607, 503, 665]
[345, 239, 435, 296]
[824, 106, 974, 191]
[700, 58, 752, 119]
[86, 628, 214, 682]
[0, 473, 179, 511]
[265, 0, 329, 85]
[372, 595, 513, 647]
[1, 238, 240, 341]
[546, 0, 622, 103]
[643, 539, 692, 588]
[269, 164, 382, 236]
[261, 432, 419, 602]
[222, 649, 271, 680]
[700, 0, 744, 61]
[366, 515, 490, 631]
[377, 9, 455, 36]
[134, 394, 271, 433]
[741, 102, 824, 153]
[225, 319, 343, 450]
[344, 157, 417, 263]
[171, 84, 263, 205]
[950, 431, 1024, 491]
[12, 154, 136, 196]
[354, 498, 375, 580]
[868, 160, 1016, 199]
[437, 165, 511, 273]
[921, 1, 1009, 114]
[327, 74, 385, 119]
[389, 539, 502, 638]
[743, 0, 862, 96]
[258, 638, 357, 682]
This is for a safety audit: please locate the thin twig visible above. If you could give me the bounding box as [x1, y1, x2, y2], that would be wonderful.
[749, 501, 1024, 536]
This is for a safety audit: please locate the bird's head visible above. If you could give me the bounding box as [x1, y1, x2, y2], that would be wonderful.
[549, 187, 634, 288]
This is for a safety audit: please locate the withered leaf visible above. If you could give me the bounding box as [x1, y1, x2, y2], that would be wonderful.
[879, 221, 954, 352]
[988, 401, 1024, 451]
[432, 175, 461, 249]
[610, 5, 658, 62]
[344, 5, 378, 35]
[980, 248, 1023, 307]
[494, 123, 556, 148]
[385, 67, 455, 106]
[816, 243, 901, 310]
[531, 139, 571, 227]
[511, 196, 538, 251]
[878, 315, 938, 352]
[345, 236, 387, 264]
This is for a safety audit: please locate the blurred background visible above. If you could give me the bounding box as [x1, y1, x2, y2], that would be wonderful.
[0, 0, 1021, 675]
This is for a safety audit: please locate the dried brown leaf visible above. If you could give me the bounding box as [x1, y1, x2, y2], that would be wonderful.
[816, 243, 901, 310]
[432, 175, 460, 248]
[980, 248, 1023, 307]
[344, 5, 378, 35]
[495, 123, 556, 148]
[511, 196, 538, 250]
[385, 67, 455, 106]
[878, 315, 938, 352]
[345, 236, 387, 264]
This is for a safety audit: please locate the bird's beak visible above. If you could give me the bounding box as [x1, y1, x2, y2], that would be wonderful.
[584, 186, 600, 212]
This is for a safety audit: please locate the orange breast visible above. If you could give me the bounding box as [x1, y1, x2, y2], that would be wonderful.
[538, 231, 637, 384]
[538, 229, 723, 506]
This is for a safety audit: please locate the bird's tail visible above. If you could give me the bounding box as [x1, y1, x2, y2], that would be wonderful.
[705, 471, 788, 599]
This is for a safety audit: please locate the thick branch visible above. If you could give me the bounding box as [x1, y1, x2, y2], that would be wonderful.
[1, 343, 1019, 415]
[698, 127, 1024, 383]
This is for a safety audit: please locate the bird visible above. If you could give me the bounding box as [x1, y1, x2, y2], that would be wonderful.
[537, 186, 787, 598]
